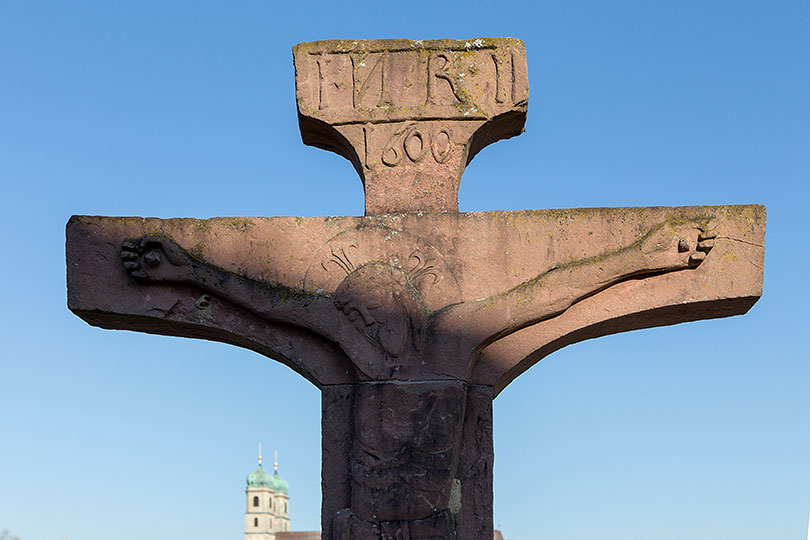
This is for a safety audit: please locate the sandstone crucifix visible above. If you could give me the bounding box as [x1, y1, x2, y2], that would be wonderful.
[66, 38, 765, 540]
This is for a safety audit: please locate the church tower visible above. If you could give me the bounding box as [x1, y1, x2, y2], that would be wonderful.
[245, 445, 290, 540]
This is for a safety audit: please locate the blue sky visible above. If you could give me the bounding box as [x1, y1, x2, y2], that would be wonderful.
[1, 1, 808, 539]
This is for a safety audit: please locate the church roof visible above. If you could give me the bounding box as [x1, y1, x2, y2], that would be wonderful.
[247, 446, 289, 494]
[246, 464, 288, 493]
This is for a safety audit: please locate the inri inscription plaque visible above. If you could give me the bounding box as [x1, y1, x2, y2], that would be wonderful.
[294, 38, 528, 214]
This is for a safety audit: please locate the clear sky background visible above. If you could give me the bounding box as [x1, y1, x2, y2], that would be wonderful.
[1, 2, 808, 539]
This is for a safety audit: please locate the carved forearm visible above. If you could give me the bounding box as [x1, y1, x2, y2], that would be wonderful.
[436, 220, 716, 354]
[120, 236, 337, 339]
[187, 264, 324, 329]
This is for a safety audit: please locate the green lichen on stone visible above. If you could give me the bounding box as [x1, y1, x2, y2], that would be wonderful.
[189, 241, 206, 261]
[734, 204, 766, 225]
[190, 219, 212, 234]
[226, 218, 254, 232]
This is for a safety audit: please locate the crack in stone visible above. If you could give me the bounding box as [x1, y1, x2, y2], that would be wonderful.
[719, 235, 764, 248]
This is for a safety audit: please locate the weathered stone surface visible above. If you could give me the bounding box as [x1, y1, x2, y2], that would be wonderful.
[69, 206, 764, 539]
[321, 382, 493, 540]
[68, 205, 764, 391]
[294, 38, 528, 214]
[67, 37, 767, 540]
[349, 381, 466, 521]
[67, 204, 764, 539]
[322, 385, 354, 540]
[456, 386, 493, 540]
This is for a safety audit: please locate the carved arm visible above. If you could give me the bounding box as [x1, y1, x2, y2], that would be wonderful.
[120, 236, 340, 341]
[433, 220, 716, 357]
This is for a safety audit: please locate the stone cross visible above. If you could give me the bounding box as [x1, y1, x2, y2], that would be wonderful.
[66, 38, 765, 540]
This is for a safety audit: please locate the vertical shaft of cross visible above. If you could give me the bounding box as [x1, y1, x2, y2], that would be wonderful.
[322, 383, 494, 540]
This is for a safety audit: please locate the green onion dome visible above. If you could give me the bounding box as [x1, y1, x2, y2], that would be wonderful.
[246, 464, 275, 488]
[271, 471, 289, 494]
[247, 447, 289, 495]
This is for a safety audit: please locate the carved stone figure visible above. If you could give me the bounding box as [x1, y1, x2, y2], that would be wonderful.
[115, 218, 718, 538]
[66, 38, 766, 540]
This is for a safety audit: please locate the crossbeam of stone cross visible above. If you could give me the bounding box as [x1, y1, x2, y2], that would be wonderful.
[66, 38, 765, 540]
